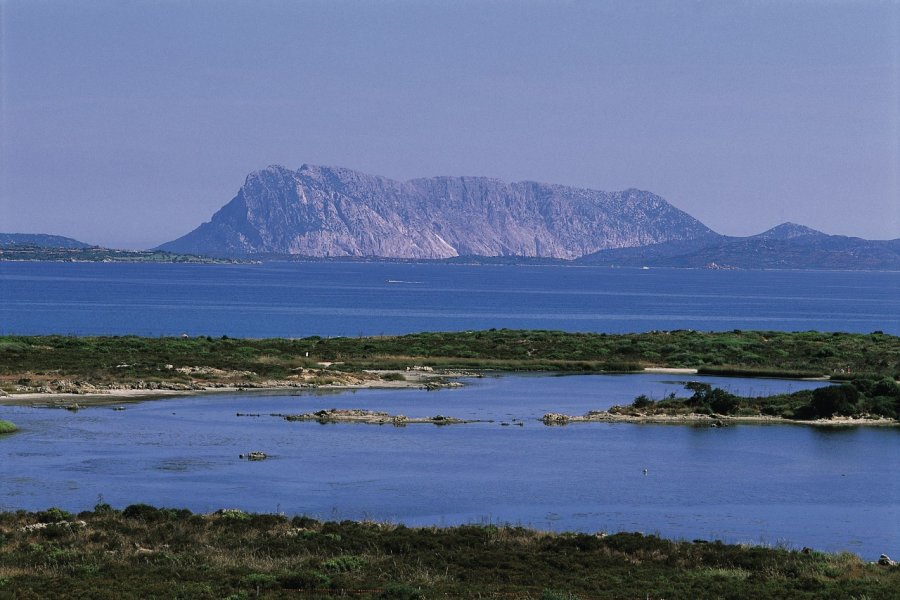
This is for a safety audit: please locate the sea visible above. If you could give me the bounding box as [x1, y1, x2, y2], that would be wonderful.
[1, 261, 898, 337]
[0, 261, 898, 558]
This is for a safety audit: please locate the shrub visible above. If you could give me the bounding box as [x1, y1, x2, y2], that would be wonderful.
[871, 377, 900, 398]
[241, 573, 277, 596]
[541, 591, 582, 600]
[864, 396, 898, 419]
[93, 502, 116, 515]
[379, 585, 425, 600]
[0, 420, 18, 434]
[709, 388, 740, 414]
[323, 554, 364, 572]
[217, 509, 251, 521]
[291, 515, 318, 528]
[632, 394, 654, 409]
[37, 507, 74, 523]
[791, 405, 819, 420]
[122, 503, 159, 520]
[122, 504, 190, 521]
[279, 570, 331, 590]
[811, 385, 859, 418]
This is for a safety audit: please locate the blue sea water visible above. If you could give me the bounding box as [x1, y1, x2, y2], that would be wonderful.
[1, 261, 898, 336]
[0, 261, 898, 558]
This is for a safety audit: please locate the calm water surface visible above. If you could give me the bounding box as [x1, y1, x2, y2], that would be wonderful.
[2, 374, 897, 559]
[1, 262, 898, 336]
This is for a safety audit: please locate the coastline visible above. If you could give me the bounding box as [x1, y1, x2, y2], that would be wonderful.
[4, 373, 896, 428]
[542, 411, 899, 427]
[0, 370, 465, 408]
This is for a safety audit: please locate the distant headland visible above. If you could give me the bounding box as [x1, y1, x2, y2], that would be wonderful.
[4, 165, 899, 269]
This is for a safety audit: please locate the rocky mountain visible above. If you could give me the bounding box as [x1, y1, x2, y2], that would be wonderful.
[750, 222, 821, 241]
[0, 233, 91, 249]
[158, 165, 715, 259]
[578, 224, 900, 270]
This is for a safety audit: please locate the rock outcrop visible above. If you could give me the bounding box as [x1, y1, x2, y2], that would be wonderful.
[159, 164, 714, 259]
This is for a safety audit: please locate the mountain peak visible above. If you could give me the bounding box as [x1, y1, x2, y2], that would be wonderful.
[159, 164, 715, 259]
[755, 222, 823, 240]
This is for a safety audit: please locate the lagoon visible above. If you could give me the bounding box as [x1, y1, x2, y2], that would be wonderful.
[2, 373, 897, 559]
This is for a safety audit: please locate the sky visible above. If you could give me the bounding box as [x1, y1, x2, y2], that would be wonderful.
[1, 0, 898, 250]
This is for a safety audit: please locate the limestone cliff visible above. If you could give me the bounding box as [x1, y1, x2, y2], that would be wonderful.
[159, 164, 715, 258]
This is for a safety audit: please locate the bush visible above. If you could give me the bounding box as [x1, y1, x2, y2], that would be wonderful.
[632, 395, 654, 409]
[122, 504, 191, 521]
[291, 515, 318, 528]
[811, 385, 859, 418]
[241, 573, 277, 595]
[709, 388, 740, 415]
[379, 585, 425, 600]
[0, 419, 18, 434]
[381, 372, 407, 382]
[791, 405, 819, 421]
[218, 509, 251, 522]
[37, 507, 74, 523]
[864, 396, 898, 419]
[871, 377, 900, 398]
[541, 591, 582, 600]
[93, 502, 116, 515]
[323, 554, 364, 572]
[279, 570, 331, 590]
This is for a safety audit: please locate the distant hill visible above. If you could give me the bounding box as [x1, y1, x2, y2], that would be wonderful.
[578, 223, 900, 270]
[10, 174, 895, 270]
[158, 164, 715, 259]
[0, 234, 247, 264]
[0, 233, 91, 249]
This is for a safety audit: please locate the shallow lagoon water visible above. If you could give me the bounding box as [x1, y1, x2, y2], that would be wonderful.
[2, 374, 897, 559]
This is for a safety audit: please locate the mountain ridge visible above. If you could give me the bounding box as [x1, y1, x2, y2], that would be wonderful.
[578, 224, 900, 270]
[158, 164, 716, 259]
[0, 233, 92, 249]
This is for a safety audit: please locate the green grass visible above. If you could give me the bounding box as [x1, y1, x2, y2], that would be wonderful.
[0, 419, 17, 434]
[1, 506, 897, 599]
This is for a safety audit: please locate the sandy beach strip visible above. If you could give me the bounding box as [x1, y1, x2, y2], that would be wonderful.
[0, 371, 463, 408]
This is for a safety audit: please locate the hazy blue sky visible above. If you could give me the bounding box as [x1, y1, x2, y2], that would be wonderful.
[2, 0, 898, 249]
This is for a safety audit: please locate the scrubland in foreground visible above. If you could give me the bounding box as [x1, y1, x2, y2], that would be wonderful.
[1, 506, 898, 600]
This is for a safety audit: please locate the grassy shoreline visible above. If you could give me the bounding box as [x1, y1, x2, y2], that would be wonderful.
[1, 506, 898, 599]
[2, 330, 897, 424]
[1, 329, 897, 389]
